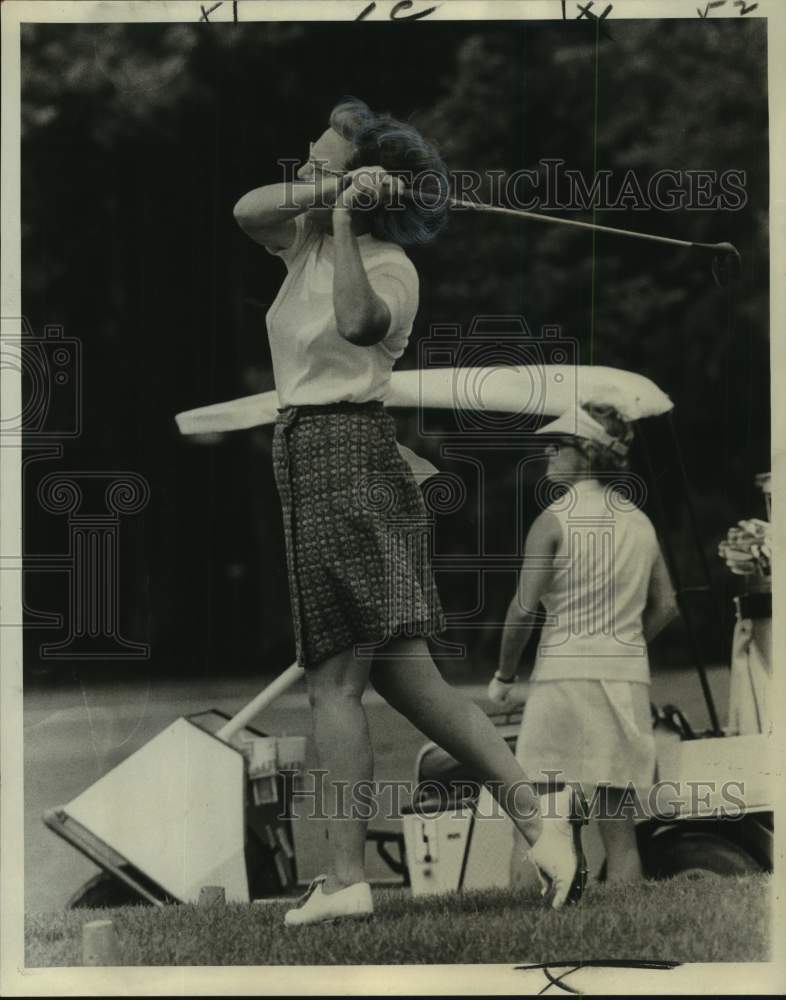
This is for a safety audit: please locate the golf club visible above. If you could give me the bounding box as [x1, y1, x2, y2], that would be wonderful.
[403, 190, 742, 287]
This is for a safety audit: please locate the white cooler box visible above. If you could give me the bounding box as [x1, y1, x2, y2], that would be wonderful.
[402, 788, 543, 895]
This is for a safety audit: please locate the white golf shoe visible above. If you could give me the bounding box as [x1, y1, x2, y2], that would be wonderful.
[284, 875, 374, 927]
[527, 786, 589, 910]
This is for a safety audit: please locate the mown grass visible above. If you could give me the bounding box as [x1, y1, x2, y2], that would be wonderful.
[25, 873, 770, 967]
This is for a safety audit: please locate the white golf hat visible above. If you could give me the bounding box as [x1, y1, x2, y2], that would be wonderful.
[535, 405, 630, 457]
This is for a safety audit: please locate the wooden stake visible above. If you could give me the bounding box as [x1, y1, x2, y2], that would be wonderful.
[81, 919, 121, 966]
[198, 885, 226, 907]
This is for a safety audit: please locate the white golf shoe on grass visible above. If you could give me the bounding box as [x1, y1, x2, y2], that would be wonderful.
[284, 876, 374, 927]
[528, 786, 589, 910]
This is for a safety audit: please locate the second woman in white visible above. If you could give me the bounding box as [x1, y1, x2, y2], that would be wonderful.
[490, 404, 678, 882]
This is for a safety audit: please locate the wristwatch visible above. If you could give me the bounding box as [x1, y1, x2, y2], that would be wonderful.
[493, 672, 516, 684]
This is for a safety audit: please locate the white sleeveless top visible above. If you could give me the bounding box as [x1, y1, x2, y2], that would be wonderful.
[532, 478, 659, 683]
[266, 213, 419, 408]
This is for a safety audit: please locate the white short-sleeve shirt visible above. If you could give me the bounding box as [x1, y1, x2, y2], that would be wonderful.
[265, 213, 419, 407]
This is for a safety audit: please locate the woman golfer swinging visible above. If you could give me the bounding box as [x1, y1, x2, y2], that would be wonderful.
[233, 98, 585, 925]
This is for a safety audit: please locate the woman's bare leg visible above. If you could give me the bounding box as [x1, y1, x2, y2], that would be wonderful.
[306, 647, 373, 893]
[371, 637, 542, 845]
[598, 788, 644, 882]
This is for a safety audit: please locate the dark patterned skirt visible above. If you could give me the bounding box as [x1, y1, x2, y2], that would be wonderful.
[272, 402, 446, 670]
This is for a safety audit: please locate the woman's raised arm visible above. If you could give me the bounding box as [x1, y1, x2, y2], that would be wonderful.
[331, 166, 404, 346]
[233, 178, 342, 249]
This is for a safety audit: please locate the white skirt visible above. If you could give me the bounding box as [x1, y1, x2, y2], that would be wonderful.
[514, 679, 656, 791]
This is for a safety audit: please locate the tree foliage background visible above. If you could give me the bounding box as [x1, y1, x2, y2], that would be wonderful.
[21, 16, 770, 683]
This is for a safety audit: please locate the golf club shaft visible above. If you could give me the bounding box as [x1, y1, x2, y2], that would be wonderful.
[217, 661, 303, 741]
[404, 190, 736, 255]
[446, 197, 696, 248]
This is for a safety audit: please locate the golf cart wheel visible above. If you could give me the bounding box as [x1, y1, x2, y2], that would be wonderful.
[646, 831, 762, 879]
[67, 870, 154, 909]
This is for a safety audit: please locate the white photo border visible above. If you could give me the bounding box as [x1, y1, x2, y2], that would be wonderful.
[1, 0, 784, 995]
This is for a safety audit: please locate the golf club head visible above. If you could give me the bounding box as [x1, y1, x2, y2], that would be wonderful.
[694, 241, 742, 287]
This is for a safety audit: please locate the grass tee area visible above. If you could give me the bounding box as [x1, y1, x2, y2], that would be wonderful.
[26, 874, 769, 967]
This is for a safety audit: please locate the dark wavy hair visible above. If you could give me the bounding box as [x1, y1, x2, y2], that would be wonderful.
[329, 97, 448, 247]
[578, 403, 634, 474]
